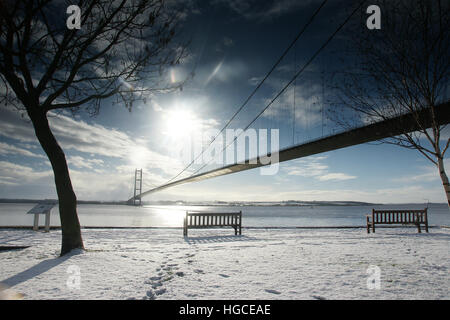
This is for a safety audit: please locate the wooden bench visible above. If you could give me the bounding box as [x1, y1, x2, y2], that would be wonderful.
[183, 211, 242, 237]
[366, 208, 428, 233]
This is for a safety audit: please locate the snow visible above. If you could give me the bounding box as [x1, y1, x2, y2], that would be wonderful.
[0, 227, 449, 300]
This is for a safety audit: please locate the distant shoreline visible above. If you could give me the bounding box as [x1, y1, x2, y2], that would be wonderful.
[0, 198, 445, 207]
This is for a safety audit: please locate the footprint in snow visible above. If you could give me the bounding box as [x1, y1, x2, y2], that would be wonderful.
[145, 290, 156, 300]
[312, 295, 326, 300]
[265, 289, 281, 295]
[194, 269, 204, 274]
[218, 274, 230, 278]
[155, 288, 166, 295]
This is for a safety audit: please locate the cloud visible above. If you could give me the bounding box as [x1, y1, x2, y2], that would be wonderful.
[67, 168, 135, 200]
[0, 102, 222, 200]
[67, 155, 104, 171]
[213, 0, 317, 21]
[65, 162, 179, 200]
[248, 76, 264, 86]
[285, 158, 328, 177]
[283, 156, 357, 182]
[0, 108, 187, 177]
[0, 108, 185, 199]
[0, 109, 37, 143]
[0, 161, 52, 186]
[0, 142, 46, 159]
[391, 158, 450, 184]
[317, 173, 357, 181]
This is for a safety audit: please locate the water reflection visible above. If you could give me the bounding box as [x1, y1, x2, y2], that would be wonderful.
[0, 203, 448, 228]
[144, 205, 186, 227]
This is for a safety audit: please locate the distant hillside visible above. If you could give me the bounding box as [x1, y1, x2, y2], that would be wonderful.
[139, 200, 378, 207]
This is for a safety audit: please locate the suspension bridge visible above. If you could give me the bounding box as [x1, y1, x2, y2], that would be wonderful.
[127, 102, 450, 204]
[127, 0, 450, 204]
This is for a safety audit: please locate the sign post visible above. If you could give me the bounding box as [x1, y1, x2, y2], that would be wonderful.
[27, 203, 55, 232]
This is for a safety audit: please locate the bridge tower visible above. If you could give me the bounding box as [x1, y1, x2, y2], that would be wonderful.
[133, 168, 143, 206]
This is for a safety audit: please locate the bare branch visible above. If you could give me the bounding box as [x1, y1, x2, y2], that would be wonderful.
[332, 0, 449, 166]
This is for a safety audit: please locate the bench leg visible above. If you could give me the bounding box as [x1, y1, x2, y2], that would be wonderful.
[417, 223, 421, 233]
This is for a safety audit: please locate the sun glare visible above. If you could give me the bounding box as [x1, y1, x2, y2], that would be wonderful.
[164, 109, 199, 139]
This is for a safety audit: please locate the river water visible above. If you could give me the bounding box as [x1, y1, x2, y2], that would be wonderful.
[0, 202, 448, 228]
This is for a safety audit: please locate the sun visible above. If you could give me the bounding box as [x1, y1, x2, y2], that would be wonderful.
[164, 109, 199, 139]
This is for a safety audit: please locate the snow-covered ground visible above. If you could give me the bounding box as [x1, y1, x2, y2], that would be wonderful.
[0, 227, 449, 300]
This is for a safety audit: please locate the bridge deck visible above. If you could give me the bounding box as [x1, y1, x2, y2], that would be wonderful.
[130, 102, 450, 200]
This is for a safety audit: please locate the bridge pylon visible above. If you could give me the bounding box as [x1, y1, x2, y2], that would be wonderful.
[133, 168, 143, 206]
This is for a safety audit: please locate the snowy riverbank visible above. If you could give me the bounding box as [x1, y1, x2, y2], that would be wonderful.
[0, 227, 449, 300]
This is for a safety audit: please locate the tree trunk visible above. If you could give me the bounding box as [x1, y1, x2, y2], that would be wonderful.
[27, 107, 84, 256]
[437, 156, 450, 208]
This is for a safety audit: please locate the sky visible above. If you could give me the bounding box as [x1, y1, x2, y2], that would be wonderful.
[0, 0, 448, 204]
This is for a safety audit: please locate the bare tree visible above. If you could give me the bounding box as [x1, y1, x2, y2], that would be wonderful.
[0, 0, 188, 255]
[331, 0, 450, 206]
